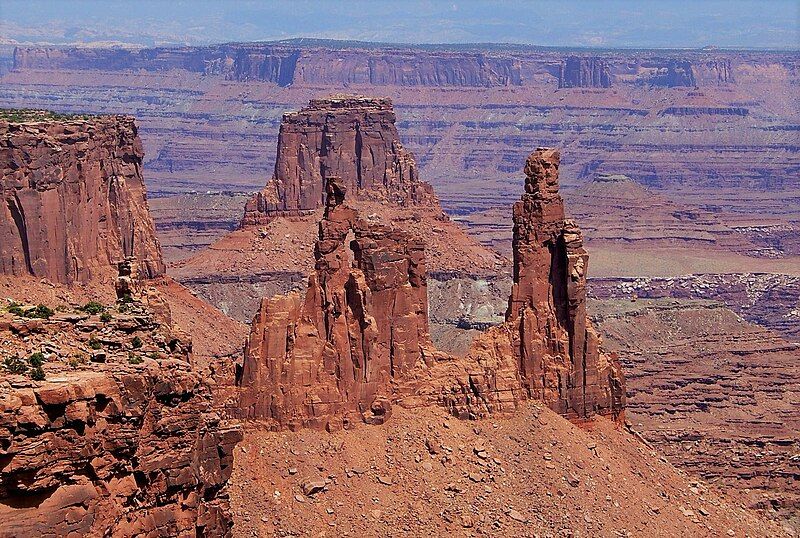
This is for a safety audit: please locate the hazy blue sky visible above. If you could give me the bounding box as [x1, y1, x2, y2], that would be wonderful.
[1, 0, 798, 49]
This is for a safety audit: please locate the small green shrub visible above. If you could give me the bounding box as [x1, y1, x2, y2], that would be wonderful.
[6, 302, 24, 316]
[80, 301, 105, 315]
[28, 352, 45, 367]
[29, 366, 45, 381]
[25, 304, 54, 319]
[128, 354, 144, 365]
[119, 293, 134, 304]
[131, 336, 143, 349]
[3, 356, 28, 374]
[100, 312, 112, 323]
[88, 337, 102, 350]
[118, 303, 131, 314]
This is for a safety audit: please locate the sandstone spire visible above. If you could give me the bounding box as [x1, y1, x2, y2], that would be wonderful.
[507, 148, 625, 420]
[238, 178, 433, 428]
[238, 146, 624, 429]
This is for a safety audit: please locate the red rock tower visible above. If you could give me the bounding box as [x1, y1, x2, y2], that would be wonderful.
[507, 147, 625, 420]
[241, 95, 437, 225]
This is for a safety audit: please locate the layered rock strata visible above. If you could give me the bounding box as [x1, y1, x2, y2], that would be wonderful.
[593, 298, 799, 524]
[558, 56, 612, 88]
[0, 112, 164, 284]
[13, 45, 523, 87]
[0, 291, 242, 537]
[238, 150, 624, 429]
[241, 95, 437, 225]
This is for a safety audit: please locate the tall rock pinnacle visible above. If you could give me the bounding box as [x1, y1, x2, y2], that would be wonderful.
[238, 144, 625, 430]
[241, 95, 437, 226]
[507, 148, 625, 420]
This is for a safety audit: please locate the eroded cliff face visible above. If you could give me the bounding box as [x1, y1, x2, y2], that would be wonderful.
[0, 113, 164, 284]
[242, 95, 437, 225]
[13, 45, 523, 88]
[238, 150, 624, 430]
[0, 112, 242, 537]
[506, 148, 625, 420]
[559, 56, 611, 88]
[0, 287, 242, 537]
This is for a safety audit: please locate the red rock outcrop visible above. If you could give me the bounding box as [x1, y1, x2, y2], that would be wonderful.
[0, 112, 242, 537]
[0, 112, 164, 285]
[239, 180, 458, 426]
[506, 148, 625, 420]
[238, 150, 624, 429]
[0, 289, 241, 537]
[558, 56, 611, 88]
[241, 95, 437, 225]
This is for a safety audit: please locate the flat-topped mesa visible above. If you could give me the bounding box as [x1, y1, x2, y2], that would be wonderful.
[0, 111, 164, 285]
[507, 148, 625, 421]
[559, 56, 612, 88]
[241, 95, 438, 226]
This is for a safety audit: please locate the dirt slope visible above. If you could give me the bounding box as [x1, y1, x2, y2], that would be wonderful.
[229, 403, 789, 537]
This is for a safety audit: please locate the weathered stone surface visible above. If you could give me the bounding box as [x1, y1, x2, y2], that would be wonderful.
[0, 294, 242, 537]
[505, 148, 625, 420]
[238, 179, 447, 427]
[559, 56, 611, 88]
[0, 114, 241, 537]
[238, 150, 624, 428]
[0, 113, 164, 284]
[242, 95, 437, 225]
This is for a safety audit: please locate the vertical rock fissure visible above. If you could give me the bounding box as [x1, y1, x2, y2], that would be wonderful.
[7, 193, 33, 275]
[354, 122, 363, 190]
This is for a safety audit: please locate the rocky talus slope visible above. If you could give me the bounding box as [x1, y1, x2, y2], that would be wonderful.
[592, 298, 800, 528]
[229, 404, 786, 537]
[0, 110, 164, 284]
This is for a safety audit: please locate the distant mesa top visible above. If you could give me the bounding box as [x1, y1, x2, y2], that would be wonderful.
[241, 95, 438, 226]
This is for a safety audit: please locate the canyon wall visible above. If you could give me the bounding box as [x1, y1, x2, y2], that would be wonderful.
[0, 112, 164, 284]
[559, 56, 611, 88]
[242, 95, 437, 225]
[11, 43, 746, 90]
[13, 44, 523, 87]
[592, 298, 799, 523]
[0, 112, 242, 536]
